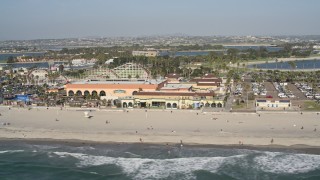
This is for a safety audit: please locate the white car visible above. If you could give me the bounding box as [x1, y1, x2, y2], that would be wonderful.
[260, 92, 267, 96]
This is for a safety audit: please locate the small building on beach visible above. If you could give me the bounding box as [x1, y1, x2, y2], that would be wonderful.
[255, 98, 291, 110]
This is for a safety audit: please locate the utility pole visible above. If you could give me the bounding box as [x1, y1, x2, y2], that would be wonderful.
[247, 91, 249, 109]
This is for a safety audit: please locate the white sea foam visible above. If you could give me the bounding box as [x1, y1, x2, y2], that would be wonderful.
[52, 151, 320, 179]
[124, 152, 141, 157]
[32, 145, 58, 150]
[76, 146, 95, 151]
[52, 151, 245, 179]
[254, 152, 320, 174]
[0, 150, 24, 154]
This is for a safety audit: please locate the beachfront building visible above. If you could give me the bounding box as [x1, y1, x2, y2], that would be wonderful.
[120, 74, 225, 109]
[255, 98, 291, 110]
[130, 91, 224, 109]
[119, 81, 225, 109]
[65, 79, 166, 100]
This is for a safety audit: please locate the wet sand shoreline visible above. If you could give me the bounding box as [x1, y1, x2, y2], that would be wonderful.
[1, 138, 320, 155]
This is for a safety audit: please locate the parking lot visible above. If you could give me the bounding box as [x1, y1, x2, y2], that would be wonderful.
[263, 82, 278, 98]
[287, 83, 308, 100]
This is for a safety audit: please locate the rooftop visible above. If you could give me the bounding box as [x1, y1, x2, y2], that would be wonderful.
[165, 73, 181, 79]
[161, 83, 192, 90]
[133, 91, 215, 97]
[71, 79, 165, 85]
[256, 98, 291, 102]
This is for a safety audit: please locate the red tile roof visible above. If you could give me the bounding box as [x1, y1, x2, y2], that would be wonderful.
[202, 73, 216, 78]
[190, 78, 222, 83]
[165, 73, 181, 79]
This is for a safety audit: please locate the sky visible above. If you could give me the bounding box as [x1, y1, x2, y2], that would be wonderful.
[0, 0, 320, 40]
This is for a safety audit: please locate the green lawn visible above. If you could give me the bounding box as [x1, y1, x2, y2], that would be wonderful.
[232, 100, 255, 109]
[303, 101, 320, 111]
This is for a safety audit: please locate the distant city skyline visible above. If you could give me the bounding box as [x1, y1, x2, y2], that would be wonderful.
[1, 0, 320, 40]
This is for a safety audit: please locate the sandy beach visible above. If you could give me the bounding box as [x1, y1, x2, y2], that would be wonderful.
[0, 106, 319, 147]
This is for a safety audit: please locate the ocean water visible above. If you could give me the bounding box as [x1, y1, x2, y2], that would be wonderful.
[0, 141, 320, 180]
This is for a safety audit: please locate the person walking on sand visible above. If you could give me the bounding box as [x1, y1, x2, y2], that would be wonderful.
[271, 138, 274, 144]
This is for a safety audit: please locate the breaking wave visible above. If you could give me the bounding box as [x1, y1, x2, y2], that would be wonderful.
[52, 151, 320, 179]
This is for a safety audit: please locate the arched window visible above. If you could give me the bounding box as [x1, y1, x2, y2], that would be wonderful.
[123, 102, 128, 108]
[211, 103, 216, 108]
[205, 103, 210, 107]
[217, 103, 223, 108]
[76, 90, 82, 96]
[128, 102, 133, 107]
[68, 90, 74, 96]
[132, 91, 138, 95]
[84, 90, 90, 96]
[167, 103, 172, 109]
[172, 103, 177, 109]
[92, 90, 98, 96]
[100, 91, 106, 96]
